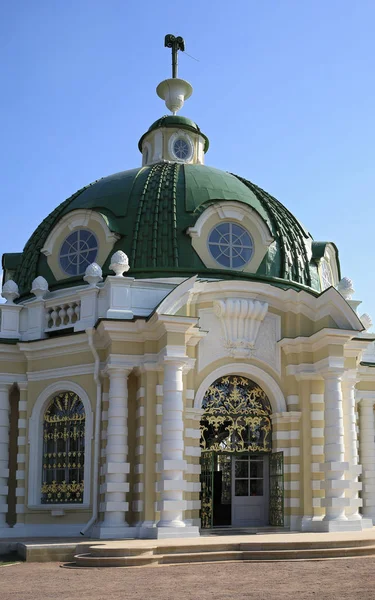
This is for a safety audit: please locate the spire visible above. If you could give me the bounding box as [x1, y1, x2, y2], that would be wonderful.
[156, 34, 193, 115]
[164, 34, 185, 78]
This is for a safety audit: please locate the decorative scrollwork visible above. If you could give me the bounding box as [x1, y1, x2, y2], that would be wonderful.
[200, 376, 272, 454]
[269, 451, 284, 526]
[41, 391, 85, 504]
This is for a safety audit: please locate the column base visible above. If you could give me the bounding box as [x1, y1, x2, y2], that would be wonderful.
[141, 525, 200, 539]
[300, 516, 373, 532]
[90, 523, 138, 540]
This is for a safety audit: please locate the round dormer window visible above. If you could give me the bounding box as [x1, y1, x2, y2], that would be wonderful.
[208, 222, 254, 269]
[59, 229, 99, 276]
[173, 137, 192, 161]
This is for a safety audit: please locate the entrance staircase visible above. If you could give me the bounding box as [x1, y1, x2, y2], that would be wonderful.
[73, 530, 375, 567]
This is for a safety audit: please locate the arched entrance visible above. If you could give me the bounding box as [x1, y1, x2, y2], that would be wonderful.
[200, 375, 283, 529]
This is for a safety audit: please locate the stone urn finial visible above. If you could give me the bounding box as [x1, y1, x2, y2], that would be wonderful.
[1, 279, 19, 304]
[31, 276, 49, 299]
[337, 277, 355, 300]
[84, 262, 103, 287]
[361, 313, 373, 332]
[109, 251, 130, 277]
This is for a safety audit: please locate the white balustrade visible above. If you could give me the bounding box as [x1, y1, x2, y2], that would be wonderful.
[45, 301, 81, 332]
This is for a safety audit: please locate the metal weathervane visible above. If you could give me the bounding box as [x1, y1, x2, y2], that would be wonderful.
[164, 34, 185, 79]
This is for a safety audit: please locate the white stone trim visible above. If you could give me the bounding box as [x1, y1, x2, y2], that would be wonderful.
[168, 130, 194, 164]
[28, 381, 93, 508]
[187, 201, 273, 249]
[185, 446, 201, 457]
[26, 364, 95, 382]
[194, 363, 286, 413]
[185, 428, 201, 439]
[41, 209, 118, 256]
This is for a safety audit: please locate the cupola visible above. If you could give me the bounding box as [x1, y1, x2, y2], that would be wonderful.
[138, 34, 209, 166]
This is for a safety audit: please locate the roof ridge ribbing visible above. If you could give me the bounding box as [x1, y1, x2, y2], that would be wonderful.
[131, 163, 180, 268]
[232, 174, 312, 287]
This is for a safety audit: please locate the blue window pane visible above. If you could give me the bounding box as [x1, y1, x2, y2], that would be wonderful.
[216, 222, 229, 235]
[79, 230, 92, 242]
[59, 229, 99, 276]
[173, 139, 190, 160]
[208, 228, 221, 244]
[209, 244, 222, 260]
[207, 222, 254, 269]
[232, 254, 246, 268]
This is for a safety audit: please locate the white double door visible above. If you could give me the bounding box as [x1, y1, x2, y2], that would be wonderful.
[231, 454, 269, 527]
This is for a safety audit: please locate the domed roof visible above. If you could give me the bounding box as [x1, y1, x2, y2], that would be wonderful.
[138, 115, 209, 152]
[11, 163, 326, 297]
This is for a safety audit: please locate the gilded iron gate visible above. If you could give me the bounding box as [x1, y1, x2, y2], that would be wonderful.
[199, 376, 282, 529]
[269, 451, 284, 526]
[200, 451, 214, 529]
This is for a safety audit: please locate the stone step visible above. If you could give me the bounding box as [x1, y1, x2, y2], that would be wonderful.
[153, 538, 375, 554]
[73, 542, 375, 567]
[161, 546, 375, 563]
[88, 545, 155, 558]
[74, 553, 160, 567]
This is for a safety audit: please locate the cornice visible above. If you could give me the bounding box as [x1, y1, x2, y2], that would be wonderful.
[0, 373, 27, 385]
[191, 281, 363, 331]
[279, 328, 358, 356]
[27, 363, 95, 382]
[286, 356, 345, 380]
[18, 334, 88, 360]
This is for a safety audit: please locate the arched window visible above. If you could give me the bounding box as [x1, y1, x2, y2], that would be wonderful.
[41, 391, 85, 504]
[200, 375, 272, 453]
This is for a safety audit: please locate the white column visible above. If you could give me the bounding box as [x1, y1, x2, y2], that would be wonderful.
[157, 359, 186, 529]
[0, 384, 10, 528]
[342, 374, 362, 520]
[359, 397, 375, 522]
[321, 371, 350, 523]
[101, 367, 131, 533]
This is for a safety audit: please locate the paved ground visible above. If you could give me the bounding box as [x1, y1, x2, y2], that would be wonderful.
[2, 558, 375, 600]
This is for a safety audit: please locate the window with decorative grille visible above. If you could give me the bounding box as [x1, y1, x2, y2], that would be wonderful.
[41, 391, 85, 504]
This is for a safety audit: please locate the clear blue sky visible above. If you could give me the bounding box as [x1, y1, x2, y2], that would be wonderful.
[1, 1, 374, 317]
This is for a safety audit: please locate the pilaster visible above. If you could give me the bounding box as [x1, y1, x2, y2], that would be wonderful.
[342, 373, 362, 520]
[95, 365, 135, 538]
[271, 411, 301, 530]
[359, 396, 375, 523]
[0, 384, 10, 528]
[320, 370, 351, 529]
[156, 356, 199, 538]
[14, 382, 27, 527]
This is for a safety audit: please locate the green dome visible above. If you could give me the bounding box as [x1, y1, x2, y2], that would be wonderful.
[138, 115, 209, 152]
[12, 164, 326, 297]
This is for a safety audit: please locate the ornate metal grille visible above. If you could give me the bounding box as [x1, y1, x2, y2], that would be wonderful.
[200, 376, 272, 453]
[200, 451, 214, 529]
[269, 451, 284, 526]
[41, 391, 85, 504]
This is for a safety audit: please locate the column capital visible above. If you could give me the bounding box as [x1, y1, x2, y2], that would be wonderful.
[0, 383, 10, 394]
[135, 362, 163, 375]
[341, 370, 359, 386]
[103, 364, 133, 378]
[271, 411, 301, 424]
[358, 396, 375, 408]
[320, 368, 345, 380]
[163, 355, 195, 373]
